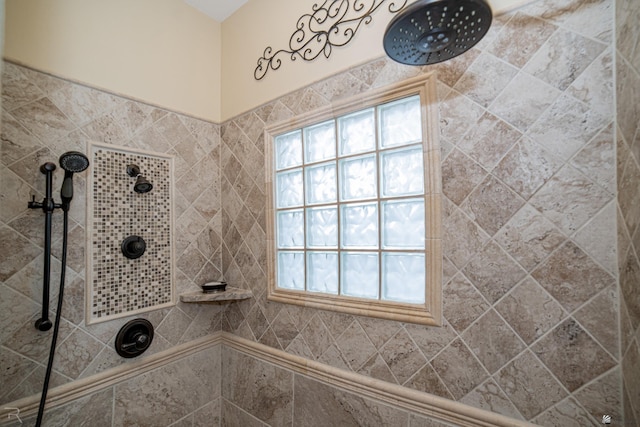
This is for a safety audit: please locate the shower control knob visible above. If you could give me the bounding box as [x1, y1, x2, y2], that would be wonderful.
[121, 235, 146, 259]
[115, 319, 154, 358]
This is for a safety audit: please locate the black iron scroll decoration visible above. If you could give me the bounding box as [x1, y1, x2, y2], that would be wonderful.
[254, 0, 408, 80]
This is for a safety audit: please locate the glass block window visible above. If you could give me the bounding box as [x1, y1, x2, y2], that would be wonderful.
[266, 75, 442, 325]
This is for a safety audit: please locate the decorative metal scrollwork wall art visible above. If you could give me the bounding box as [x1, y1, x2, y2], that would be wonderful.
[254, 0, 408, 80]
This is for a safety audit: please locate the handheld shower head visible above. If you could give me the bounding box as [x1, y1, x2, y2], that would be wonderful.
[59, 151, 89, 209]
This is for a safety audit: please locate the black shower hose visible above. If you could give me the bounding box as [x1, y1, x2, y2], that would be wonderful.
[35, 208, 69, 427]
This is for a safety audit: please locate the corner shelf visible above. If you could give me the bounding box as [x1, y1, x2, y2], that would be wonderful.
[180, 287, 253, 303]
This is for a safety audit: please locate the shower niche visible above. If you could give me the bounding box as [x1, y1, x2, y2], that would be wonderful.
[86, 142, 175, 324]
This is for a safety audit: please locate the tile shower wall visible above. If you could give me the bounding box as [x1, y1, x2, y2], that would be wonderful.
[616, 0, 640, 424]
[0, 62, 223, 406]
[220, 0, 625, 425]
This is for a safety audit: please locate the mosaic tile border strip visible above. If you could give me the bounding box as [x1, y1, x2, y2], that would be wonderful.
[86, 141, 175, 324]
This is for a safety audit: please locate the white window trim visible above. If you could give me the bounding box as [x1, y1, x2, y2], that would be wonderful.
[265, 73, 442, 326]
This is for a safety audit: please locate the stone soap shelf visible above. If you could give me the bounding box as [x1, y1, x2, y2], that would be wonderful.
[180, 287, 252, 303]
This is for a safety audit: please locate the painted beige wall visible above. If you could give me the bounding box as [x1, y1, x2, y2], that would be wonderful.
[4, 0, 222, 121]
[220, 0, 535, 120]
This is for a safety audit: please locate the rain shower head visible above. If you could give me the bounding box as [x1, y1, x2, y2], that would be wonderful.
[383, 0, 492, 66]
[59, 151, 89, 209]
[127, 164, 153, 194]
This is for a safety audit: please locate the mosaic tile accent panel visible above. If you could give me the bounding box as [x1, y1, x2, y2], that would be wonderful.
[88, 143, 174, 323]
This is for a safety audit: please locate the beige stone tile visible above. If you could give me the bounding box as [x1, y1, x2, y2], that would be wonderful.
[442, 202, 489, 268]
[453, 52, 518, 108]
[533, 397, 600, 427]
[528, 94, 611, 163]
[0, 345, 39, 402]
[461, 175, 525, 236]
[357, 353, 397, 384]
[115, 346, 221, 426]
[495, 204, 566, 272]
[293, 374, 409, 426]
[532, 241, 615, 312]
[486, 12, 557, 69]
[1, 71, 45, 112]
[495, 136, 565, 201]
[404, 362, 453, 400]
[574, 367, 623, 425]
[52, 328, 104, 379]
[622, 338, 640, 423]
[379, 328, 428, 384]
[0, 226, 42, 282]
[405, 320, 457, 361]
[156, 307, 192, 345]
[495, 277, 566, 345]
[529, 165, 612, 235]
[1, 110, 43, 166]
[431, 339, 487, 400]
[49, 83, 120, 128]
[357, 316, 402, 349]
[193, 399, 221, 427]
[494, 350, 568, 419]
[132, 125, 173, 153]
[81, 111, 129, 146]
[438, 90, 485, 145]
[222, 348, 293, 426]
[617, 153, 640, 238]
[4, 313, 75, 363]
[462, 310, 526, 374]
[19, 388, 114, 427]
[317, 343, 351, 371]
[2, 363, 69, 403]
[441, 148, 486, 206]
[619, 249, 640, 331]
[616, 57, 640, 148]
[443, 273, 489, 333]
[334, 320, 377, 371]
[462, 240, 527, 304]
[532, 318, 617, 392]
[488, 72, 561, 133]
[568, 49, 614, 120]
[299, 313, 333, 360]
[409, 413, 460, 427]
[270, 309, 300, 350]
[570, 122, 616, 195]
[431, 47, 480, 87]
[573, 201, 617, 276]
[458, 111, 521, 171]
[221, 399, 269, 427]
[245, 303, 269, 342]
[524, 28, 607, 91]
[459, 378, 524, 420]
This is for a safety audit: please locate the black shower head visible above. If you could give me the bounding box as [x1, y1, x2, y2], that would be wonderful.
[126, 164, 153, 194]
[59, 151, 89, 210]
[134, 176, 153, 194]
[60, 151, 90, 173]
[383, 0, 492, 66]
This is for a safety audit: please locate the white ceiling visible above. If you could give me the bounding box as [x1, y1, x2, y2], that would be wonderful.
[183, 0, 248, 22]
